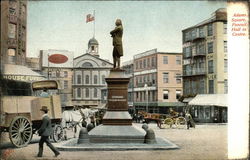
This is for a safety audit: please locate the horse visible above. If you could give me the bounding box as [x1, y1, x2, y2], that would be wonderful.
[61, 108, 96, 139]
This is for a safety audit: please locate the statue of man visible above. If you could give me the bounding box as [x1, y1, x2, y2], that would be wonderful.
[110, 19, 123, 69]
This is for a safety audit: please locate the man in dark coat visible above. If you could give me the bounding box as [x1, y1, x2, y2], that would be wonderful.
[110, 19, 123, 69]
[37, 106, 60, 157]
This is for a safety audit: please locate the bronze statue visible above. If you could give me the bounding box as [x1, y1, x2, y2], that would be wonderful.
[110, 19, 123, 69]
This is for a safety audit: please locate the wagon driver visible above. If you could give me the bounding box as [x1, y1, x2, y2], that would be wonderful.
[37, 106, 60, 157]
[110, 19, 123, 69]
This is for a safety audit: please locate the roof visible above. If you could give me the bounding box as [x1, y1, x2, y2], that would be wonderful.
[188, 94, 227, 107]
[183, 97, 193, 103]
[88, 37, 99, 45]
[182, 8, 227, 32]
[74, 53, 113, 66]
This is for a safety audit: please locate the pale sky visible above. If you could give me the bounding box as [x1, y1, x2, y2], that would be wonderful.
[27, 1, 226, 63]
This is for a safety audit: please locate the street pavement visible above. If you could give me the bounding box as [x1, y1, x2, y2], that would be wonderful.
[0, 123, 227, 160]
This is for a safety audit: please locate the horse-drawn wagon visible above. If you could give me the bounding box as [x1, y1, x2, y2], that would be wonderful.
[138, 111, 187, 129]
[0, 80, 63, 147]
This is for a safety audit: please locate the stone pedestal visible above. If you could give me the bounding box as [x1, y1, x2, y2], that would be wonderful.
[89, 69, 145, 143]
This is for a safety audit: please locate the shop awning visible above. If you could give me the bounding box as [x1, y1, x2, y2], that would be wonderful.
[3, 64, 45, 82]
[188, 94, 228, 107]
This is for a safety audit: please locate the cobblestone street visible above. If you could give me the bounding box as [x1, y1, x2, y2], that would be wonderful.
[0, 123, 227, 160]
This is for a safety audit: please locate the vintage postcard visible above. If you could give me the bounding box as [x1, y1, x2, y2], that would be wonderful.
[0, 1, 249, 160]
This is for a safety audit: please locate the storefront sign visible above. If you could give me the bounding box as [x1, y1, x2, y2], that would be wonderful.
[3, 75, 43, 82]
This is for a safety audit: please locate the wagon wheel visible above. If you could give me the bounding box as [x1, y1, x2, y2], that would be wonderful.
[51, 124, 63, 142]
[9, 116, 33, 147]
[176, 117, 186, 129]
[162, 118, 173, 128]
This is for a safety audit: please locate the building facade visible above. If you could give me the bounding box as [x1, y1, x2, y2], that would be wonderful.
[40, 49, 74, 108]
[130, 49, 183, 114]
[182, 8, 227, 122]
[72, 38, 113, 108]
[1, 0, 27, 66]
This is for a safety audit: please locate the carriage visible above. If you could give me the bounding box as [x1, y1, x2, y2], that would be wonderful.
[0, 80, 63, 147]
[137, 111, 187, 129]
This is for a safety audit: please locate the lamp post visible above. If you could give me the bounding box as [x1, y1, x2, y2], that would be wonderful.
[144, 83, 148, 113]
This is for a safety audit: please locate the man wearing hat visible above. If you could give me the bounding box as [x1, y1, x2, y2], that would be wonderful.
[37, 106, 60, 157]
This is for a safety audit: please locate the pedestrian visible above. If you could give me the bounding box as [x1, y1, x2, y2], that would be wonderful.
[185, 112, 195, 129]
[37, 106, 60, 157]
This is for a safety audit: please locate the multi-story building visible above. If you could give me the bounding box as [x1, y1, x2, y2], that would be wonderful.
[182, 8, 227, 122]
[72, 38, 113, 108]
[1, 0, 44, 85]
[1, 0, 27, 66]
[40, 49, 74, 108]
[132, 49, 183, 114]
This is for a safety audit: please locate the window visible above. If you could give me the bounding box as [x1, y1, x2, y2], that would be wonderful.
[147, 58, 150, 67]
[64, 71, 68, 78]
[184, 31, 191, 42]
[56, 70, 60, 77]
[85, 75, 90, 84]
[63, 80, 68, 89]
[199, 27, 204, 37]
[176, 73, 182, 84]
[94, 75, 98, 84]
[163, 90, 169, 100]
[207, 42, 213, 53]
[85, 88, 89, 98]
[8, 23, 16, 38]
[176, 90, 181, 100]
[208, 60, 214, 74]
[197, 43, 205, 55]
[224, 41, 227, 53]
[139, 60, 142, 69]
[8, 48, 15, 56]
[152, 74, 156, 84]
[152, 57, 156, 67]
[77, 88, 81, 98]
[9, 8, 16, 15]
[143, 75, 146, 83]
[208, 80, 214, 94]
[91, 46, 95, 51]
[163, 56, 168, 64]
[183, 47, 191, 58]
[199, 79, 205, 94]
[82, 62, 93, 68]
[143, 59, 146, 68]
[94, 88, 98, 98]
[207, 23, 213, 36]
[176, 56, 181, 65]
[223, 22, 227, 34]
[224, 80, 228, 94]
[102, 75, 105, 84]
[77, 75, 81, 84]
[163, 73, 169, 83]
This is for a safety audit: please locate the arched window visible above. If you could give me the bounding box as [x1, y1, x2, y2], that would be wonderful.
[77, 75, 81, 84]
[102, 75, 105, 84]
[94, 75, 98, 84]
[82, 62, 93, 68]
[77, 88, 81, 98]
[94, 88, 98, 98]
[85, 75, 89, 84]
[85, 88, 89, 98]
